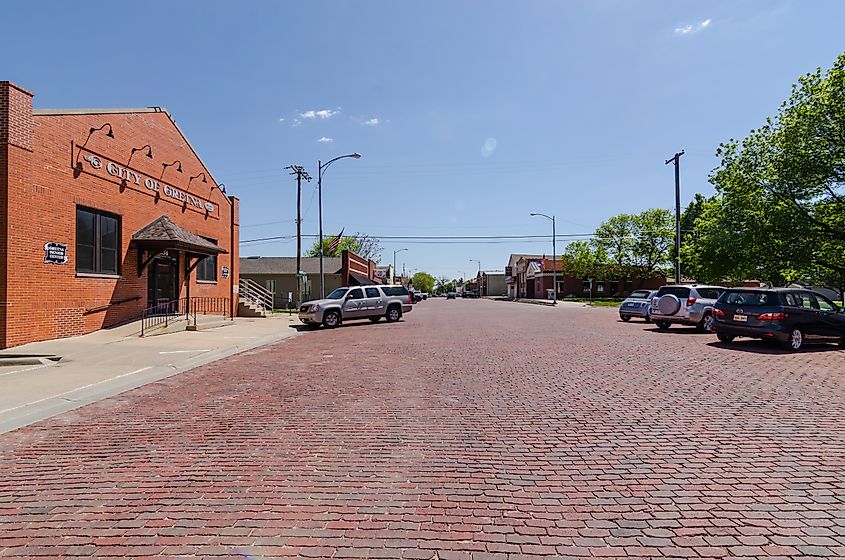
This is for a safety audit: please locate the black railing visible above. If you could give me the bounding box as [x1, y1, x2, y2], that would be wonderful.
[140, 297, 231, 336]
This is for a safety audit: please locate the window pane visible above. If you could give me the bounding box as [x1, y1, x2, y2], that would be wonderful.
[365, 288, 380, 298]
[100, 216, 117, 249]
[348, 288, 363, 299]
[100, 248, 117, 274]
[77, 244, 95, 272]
[77, 209, 95, 246]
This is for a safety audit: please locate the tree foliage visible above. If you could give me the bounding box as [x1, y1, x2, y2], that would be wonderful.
[410, 271, 435, 293]
[306, 232, 383, 261]
[687, 52, 845, 286]
[591, 209, 674, 277]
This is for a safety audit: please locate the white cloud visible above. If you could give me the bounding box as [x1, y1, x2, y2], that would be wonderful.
[278, 117, 285, 122]
[317, 137, 334, 143]
[300, 109, 339, 119]
[362, 117, 379, 126]
[675, 18, 712, 35]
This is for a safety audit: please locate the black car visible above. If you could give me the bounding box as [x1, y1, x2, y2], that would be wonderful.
[712, 288, 845, 351]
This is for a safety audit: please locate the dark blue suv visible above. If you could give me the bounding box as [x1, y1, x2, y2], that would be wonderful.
[712, 288, 845, 351]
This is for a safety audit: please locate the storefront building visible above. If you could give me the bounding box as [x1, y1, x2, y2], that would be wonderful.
[0, 82, 239, 349]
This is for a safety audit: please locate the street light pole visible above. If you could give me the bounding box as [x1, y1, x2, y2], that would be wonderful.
[393, 248, 407, 284]
[318, 152, 362, 298]
[531, 212, 557, 304]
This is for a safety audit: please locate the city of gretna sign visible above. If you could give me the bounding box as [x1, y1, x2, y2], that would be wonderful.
[82, 154, 215, 213]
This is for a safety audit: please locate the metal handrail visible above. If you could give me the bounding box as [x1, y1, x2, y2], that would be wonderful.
[141, 296, 231, 336]
[239, 278, 274, 313]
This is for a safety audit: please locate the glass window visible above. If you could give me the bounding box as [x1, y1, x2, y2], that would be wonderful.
[326, 288, 348, 299]
[721, 291, 777, 306]
[783, 293, 797, 307]
[582, 277, 591, 293]
[365, 287, 380, 298]
[196, 255, 217, 282]
[265, 279, 276, 293]
[596, 280, 605, 292]
[657, 286, 690, 298]
[697, 288, 724, 300]
[347, 288, 364, 299]
[816, 294, 836, 312]
[383, 286, 409, 297]
[630, 290, 651, 299]
[76, 206, 120, 275]
[794, 292, 814, 309]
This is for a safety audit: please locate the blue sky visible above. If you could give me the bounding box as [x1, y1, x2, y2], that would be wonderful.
[5, 1, 844, 280]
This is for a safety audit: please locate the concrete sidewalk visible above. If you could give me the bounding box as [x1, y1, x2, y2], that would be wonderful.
[0, 314, 301, 433]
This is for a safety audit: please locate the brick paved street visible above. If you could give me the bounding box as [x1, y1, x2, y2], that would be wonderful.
[1, 299, 844, 559]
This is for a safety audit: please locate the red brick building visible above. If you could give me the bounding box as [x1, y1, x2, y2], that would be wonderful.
[0, 82, 239, 349]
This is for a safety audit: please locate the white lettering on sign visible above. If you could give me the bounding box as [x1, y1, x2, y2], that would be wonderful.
[90, 153, 216, 213]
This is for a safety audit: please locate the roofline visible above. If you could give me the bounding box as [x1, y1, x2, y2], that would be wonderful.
[33, 105, 234, 203]
[33, 107, 166, 116]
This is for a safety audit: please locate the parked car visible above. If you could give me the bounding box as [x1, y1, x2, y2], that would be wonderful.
[411, 291, 423, 303]
[298, 285, 413, 328]
[446, 292, 456, 299]
[649, 284, 726, 332]
[619, 290, 657, 322]
[463, 291, 478, 299]
[712, 287, 845, 351]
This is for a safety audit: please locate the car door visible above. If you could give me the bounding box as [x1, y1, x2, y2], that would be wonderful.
[791, 291, 819, 337]
[813, 293, 845, 338]
[364, 287, 384, 316]
[342, 288, 365, 319]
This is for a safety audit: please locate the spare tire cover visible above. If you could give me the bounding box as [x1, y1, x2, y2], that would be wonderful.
[657, 294, 681, 315]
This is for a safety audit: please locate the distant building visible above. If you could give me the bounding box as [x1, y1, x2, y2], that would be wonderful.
[505, 253, 665, 300]
[240, 250, 378, 308]
[476, 271, 506, 297]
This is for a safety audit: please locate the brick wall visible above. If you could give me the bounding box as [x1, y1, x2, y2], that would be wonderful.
[0, 83, 239, 349]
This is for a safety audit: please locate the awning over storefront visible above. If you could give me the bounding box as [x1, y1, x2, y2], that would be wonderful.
[131, 215, 227, 276]
[131, 215, 227, 256]
[349, 273, 376, 286]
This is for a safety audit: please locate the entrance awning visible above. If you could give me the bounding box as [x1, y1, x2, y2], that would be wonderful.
[349, 273, 376, 286]
[131, 215, 227, 256]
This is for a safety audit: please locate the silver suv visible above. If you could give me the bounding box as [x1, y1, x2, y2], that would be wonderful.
[299, 285, 413, 328]
[649, 285, 726, 332]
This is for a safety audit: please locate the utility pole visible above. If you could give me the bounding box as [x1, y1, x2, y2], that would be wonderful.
[285, 165, 311, 307]
[665, 150, 684, 284]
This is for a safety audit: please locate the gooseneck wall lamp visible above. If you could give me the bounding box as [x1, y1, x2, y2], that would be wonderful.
[161, 160, 183, 177]
[188, 172, 207, 189]
[128, 144, 153, 166]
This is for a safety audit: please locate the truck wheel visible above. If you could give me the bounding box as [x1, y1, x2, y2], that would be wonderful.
[717, 333, 735, 343]
[386, 305, 401, 322]
[322, 310, 340, 328]
[369, 316, 381, 323]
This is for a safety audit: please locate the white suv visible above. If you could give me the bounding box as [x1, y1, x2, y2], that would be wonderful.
[649, 285, 726, 332]
[299, 285, 413, 328]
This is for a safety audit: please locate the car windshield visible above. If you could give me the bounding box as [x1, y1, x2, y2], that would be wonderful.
[325, 288, 347, 300]
[696, 288, 724, 300]
[629, 290, 651, 299]
[720, 291, 777, 306]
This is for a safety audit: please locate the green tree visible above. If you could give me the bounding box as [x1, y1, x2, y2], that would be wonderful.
[696, 51, 845, 285]
[592, 210, 674, 279]
[305, 232, 383, 261]
[410, 271, 435, 293]
[563, 241, 607, 279]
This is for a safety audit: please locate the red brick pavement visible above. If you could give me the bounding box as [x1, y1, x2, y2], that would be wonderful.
[1, 299, 844, 559]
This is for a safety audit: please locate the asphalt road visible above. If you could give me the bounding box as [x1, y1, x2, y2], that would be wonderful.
[1, 299, 844, 559]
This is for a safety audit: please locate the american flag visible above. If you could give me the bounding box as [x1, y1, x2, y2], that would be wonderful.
[328, 229, 344, 252]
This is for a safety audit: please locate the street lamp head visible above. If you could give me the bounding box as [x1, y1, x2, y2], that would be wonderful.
[351, 153, 362, 159]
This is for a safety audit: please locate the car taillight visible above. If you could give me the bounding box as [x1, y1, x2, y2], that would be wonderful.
[408, 294, 413, 304]
[713, 308, 725, 318]
[687, 296, 697, 306]
[758, 312, 787, 320]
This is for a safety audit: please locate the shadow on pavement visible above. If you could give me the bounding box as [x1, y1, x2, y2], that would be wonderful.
[707, 340, 842, 354]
